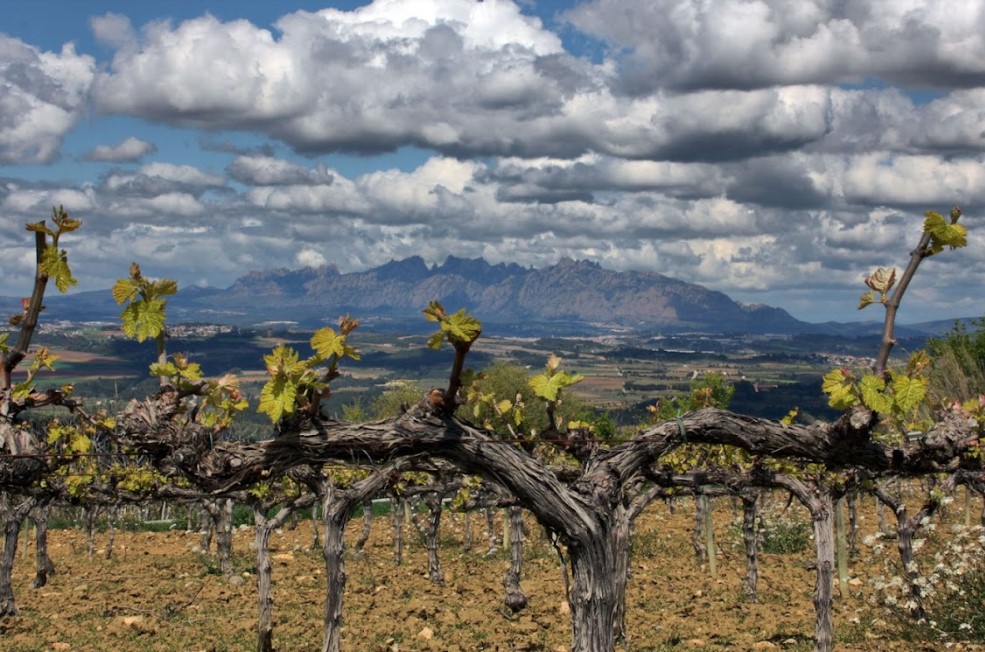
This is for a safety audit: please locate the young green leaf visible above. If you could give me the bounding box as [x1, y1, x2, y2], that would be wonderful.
[441, 308, 482, 345]
[149, 361, 179, 378]
[111, 278, 140, 305]
[821, 368, 859, 410]
[891, 373, 928, 413]
[311, 327, 360, 362]
[120, 298, 167, 342]
[529, 369, 584, 402]
[859, 374, 892, 414]
[49, 205, 82, 234]
[924, 210, 968, 254]
[258, 375, 297, 423]
[857, 291, 876, 310]
[25, 221, 55, 237]
[39, 246, 77, 293]
[422, 300, 482, 348]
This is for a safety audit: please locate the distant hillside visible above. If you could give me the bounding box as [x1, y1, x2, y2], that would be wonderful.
[1, 256, 971, 336]
[190, 256, 806, 334]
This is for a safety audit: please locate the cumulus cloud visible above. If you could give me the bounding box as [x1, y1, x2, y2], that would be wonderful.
[84, 136, 156, 162]
[564, 0, 985, 92]
[89, 0, 598, 157]
[4, 0, 985, 323]
[296, 248, 327, 268]
[102, 162, 226, 198]
[0, 36, 95, 163]
[227, 155, 334, 186]
[2, 185, 97, 215]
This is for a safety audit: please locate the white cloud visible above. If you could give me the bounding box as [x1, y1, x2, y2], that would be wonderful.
[839, 154, 985, 206]
[296, 248, 327, 268]
[137, 163, 226, 187]
[88, 0, 585, 157]
[0, 36, 95, 163]
[227, 155, 334, 186]
[4, 0, 985, 324]
[84, 136, 156, 162]
[90, 12, 137, 52]
[2, 187, 96, 215]
[564, 0, 985, 91]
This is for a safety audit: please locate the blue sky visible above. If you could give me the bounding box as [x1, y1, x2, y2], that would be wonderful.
[3, 0, 985, 325]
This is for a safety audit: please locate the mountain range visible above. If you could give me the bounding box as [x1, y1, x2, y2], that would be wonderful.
[1, 256, 963, 337]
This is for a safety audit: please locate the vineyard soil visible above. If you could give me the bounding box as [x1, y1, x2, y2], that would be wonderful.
[0, 500, 979, 652]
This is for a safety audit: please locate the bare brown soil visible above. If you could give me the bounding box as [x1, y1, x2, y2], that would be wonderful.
[0, 501, 979, 652]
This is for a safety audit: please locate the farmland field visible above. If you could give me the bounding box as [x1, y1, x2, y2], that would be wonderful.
[19, 324, 856, 429]
[2, 495, 980, 651]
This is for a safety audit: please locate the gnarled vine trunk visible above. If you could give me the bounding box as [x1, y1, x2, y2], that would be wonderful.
[484, 507, 498, 556]
[201, 498, 234, 576]
[313, 469, 395, 652]
[610, 503, 633, 644]
[251, 491, 317, 652]
[29, 504, 54, 588]
[422, 493, 444, 585]
[83, 504, 100, 560]
[741, 491, 759, 600]
[566, 517, 618, 652]
[0, 493, 39, 618]
[775, 476, 836, 652]
[811, 494, 835, 652]
[503, 506, 527, 611]
[692, 493, 707, 563]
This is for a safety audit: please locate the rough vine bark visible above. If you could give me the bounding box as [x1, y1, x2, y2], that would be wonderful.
[83, 505, 101, 560]
[28, 503, 55, 588]
[846, 491, 859, 556]
[484, 507, 498, 556]
[201, 498, 234, 576]
[305, 467, 398, 652]
[503, 506, 527, 612]
[422, 492, 445, 585]
[0, 493, 40, 617]
[774, 476, 838, 652]
[249, 489, 317, 652]
[109, 389, 985, 652]
[741, 491, 760, 600]
[462, 508, 473, 552]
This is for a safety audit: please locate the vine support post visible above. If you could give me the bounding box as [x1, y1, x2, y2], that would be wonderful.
[703, 494, 717, 578]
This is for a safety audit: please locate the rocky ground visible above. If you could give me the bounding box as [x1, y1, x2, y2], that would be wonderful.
[0, 496, 981, 651]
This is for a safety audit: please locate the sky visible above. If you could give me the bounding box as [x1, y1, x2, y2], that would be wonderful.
[3, 0, 985, 325]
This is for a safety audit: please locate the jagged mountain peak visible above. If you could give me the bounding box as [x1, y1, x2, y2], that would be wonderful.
[21, 255, 813, 335]
[210, 255, 805, 333]
[372, 256, 430, 282]
[227, 265, 340, 297]
[434, 256, 527, 284]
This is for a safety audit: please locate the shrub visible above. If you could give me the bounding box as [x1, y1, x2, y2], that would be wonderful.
[872, 524, 985, 642]
[760, 517, 811, 554]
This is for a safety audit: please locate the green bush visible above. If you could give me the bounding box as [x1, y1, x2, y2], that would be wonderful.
[760, 518, 811, 554]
